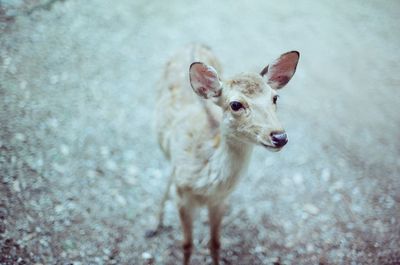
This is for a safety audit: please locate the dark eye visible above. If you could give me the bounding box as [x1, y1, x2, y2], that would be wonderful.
[230, 101, 243, 111]
[273, 95, 279, 104]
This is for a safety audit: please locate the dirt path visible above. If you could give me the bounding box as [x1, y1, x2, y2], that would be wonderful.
[1, 0, 399, 264]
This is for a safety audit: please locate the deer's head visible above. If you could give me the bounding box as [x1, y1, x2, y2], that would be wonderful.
[189, 51, 299, 151]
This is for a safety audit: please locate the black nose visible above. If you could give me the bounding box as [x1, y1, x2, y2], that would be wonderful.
[270, 131, 288, 148]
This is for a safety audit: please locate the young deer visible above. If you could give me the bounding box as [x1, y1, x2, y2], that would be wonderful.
[149, 44, 299, 265]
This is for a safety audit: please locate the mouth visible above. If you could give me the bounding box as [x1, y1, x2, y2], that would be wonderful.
[260, 142, 283, 152]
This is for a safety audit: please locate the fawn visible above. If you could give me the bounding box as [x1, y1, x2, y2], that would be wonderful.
[149, 44, 299, 265]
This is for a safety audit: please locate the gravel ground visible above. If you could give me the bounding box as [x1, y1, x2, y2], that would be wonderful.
[1, 0, 400, 264]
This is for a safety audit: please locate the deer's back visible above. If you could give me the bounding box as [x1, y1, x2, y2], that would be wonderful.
[155, 44, 222, 162]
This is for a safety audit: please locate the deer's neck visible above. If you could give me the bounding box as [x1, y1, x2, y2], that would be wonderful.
[207, 133, 253, 195]
[217, 136, 253, 169]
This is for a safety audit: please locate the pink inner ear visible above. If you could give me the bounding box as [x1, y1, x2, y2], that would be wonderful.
[271, 75, 290, 86]
[192, 64, 218, 88]
[190, 63, 221, 98]
[192, 64, 217, 88]
[267, 51, 299, 89]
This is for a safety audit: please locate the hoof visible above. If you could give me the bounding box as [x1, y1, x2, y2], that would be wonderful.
[144, 225, 172, 238]
[144, 229, 159, 238]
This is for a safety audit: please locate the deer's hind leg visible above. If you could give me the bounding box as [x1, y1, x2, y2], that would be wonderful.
[145, 167, 175, 238]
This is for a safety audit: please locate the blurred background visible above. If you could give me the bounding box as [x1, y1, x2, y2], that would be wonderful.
[1, 0, 399, 264]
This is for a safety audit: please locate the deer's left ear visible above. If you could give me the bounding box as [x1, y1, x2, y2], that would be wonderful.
[189, 62, 222, 99]
[260, 51, 300, 90]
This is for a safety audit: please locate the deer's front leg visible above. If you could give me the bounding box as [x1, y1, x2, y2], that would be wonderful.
[208, 202, 226, 265]
[178, 200, 195, 265]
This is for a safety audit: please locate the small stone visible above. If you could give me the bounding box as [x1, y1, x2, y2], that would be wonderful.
[61, 72, 69, 81]
[24, 90, 31, 100]
[9, 64, 17, 74]
[127, 165, 138, 176]
[115, 194, 126, 206]
[272, 256, 281, 264]
[87, 169, 97, 178]
[283, 220, 293, 230]
[150, 168, 162, 179]
[142, 252, 153, 260]
[60, 144, 70, 155]
[285, 240, 294, 248]
[50, 75, 59, 84]
[53, 163, 66, 173]
[55, 204, 64, 213]
[12, 180, 21, 192]
[332, 193, 341, 202]
[321, 168, 330, 182]
[15, 133, 26, 142]
[48, 118, 59, 128]
[123, 175, 137, 186]
[254, 245, 264, 253]
[123, 150, 136, 161]
[346, 223, 354, 230]
[100, 146, 110, 156]
[20, 80, 27, 89]
[103, 248, 111, 255]
[36, 158, 44, 168]
[303, 204, 319, 215]
[306, 243, 314, 252]
[332, 180, 344, 190]
[3, 57, 11, 67]
[338, 159, 346, 167]
[293, 173, 303, 185]
[106, 160, 117, 171]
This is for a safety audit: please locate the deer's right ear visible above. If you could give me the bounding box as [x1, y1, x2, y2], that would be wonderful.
[260, 51, 300, 90]
[189, 62, 222, 99]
